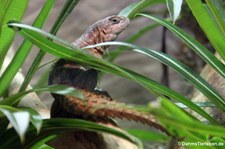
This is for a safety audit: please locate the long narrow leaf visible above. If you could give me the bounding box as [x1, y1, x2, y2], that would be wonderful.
[205, 0, 225, 37]
[49, 0, 80, 35]
[0, 118, 143, 149]
[0, 0, 11, 35]
[127, 129, 169, 142]
[186, 0, 225, 60]
[85, 42, 225, 113]
[138, 14, 225, 80]
[21, 108, 42, 134]
[107, 23, 159, 61]
[166, 0, 183, 23]
[0, 106, 30, 142]
[148, 98, 225, 141]
[159, 115, 225, 137]
[0, 85, 84, 106]
[0, 0, 55, 96]
[0, 105, 42, 135]
[30, 135, 56, 149]
[0, 0, 29, 69]
[119, 0, 164, 18]
[19, 0, 80, 92]
[7, 23, 218, 124]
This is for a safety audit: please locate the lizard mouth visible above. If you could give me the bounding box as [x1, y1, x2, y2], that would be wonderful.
[115, 16, 130, 34]
[106, 15, 130, 34]
[119, 16, 130, 25]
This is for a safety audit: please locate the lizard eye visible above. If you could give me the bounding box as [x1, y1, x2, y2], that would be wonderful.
[109, 17, 120, 24]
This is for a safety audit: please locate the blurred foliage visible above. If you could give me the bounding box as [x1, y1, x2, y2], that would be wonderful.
[0, 0, 225, 148]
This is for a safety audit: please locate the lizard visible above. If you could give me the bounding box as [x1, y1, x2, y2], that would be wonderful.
[48, 15, 130, 120]
[48, 15, 168, 134]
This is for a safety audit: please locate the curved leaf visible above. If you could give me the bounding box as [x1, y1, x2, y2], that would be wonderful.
[0, 106, 42, 139]
[19, 0, 80, 92]
[85, 42, 225, 113]
[127, 129, 169, 142]
[138, 13, 225, 80]
[166, 0, 183, 23]
[22, 108, 42, 134]
[119, 0, 164, 18]
[107, 23, 159, 61]
[0, 0, 29, 69]
[0, 0, 55, 96]
[0, 117, 9, 136]
[7, 23, 218, 124]
[205, 0, 225, 36]
[30, 135, 56, 149]
[186, 0, 225, 60]
[0, 118, 143, 149]
[149, 98, 225, 140]
[0, 85, 84, 106]
[0, 106, 30, 142]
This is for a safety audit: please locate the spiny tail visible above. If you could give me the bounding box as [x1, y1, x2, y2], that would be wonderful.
[64, 90, 169, 135]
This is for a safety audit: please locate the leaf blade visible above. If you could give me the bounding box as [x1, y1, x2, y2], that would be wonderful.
[0, 0, 55, 96]
[0, 0, 29, 69]
[186, 0, 225, 60]
[7, 23, 218, 124]
[0, 106, 30, 142]
[166, 0, 183, 23]
[138, 14, 225, 80]
[119, 0, 164, 18]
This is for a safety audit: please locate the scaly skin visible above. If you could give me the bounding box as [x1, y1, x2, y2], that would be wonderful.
[73, 15, 130, 58]
[49, 15, 129, 90]
[48, 15, 168, 134]
[49, 15, 130, 119]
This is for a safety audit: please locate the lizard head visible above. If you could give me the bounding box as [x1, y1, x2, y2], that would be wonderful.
[74, 15, 130, 58]
[97, 15, 130, 41]
[82, 15, 130, 43]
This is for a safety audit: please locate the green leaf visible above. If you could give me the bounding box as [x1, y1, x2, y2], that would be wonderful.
[22, 108, 42, 134]
[0, 0, 55, 97]
[149, 98, 225, 139]
[0, 106, 30, 142]
[186, 0, 225, 61]
[0, 85, 84, 106]
[159, 115, 225, 137]
[127, 129, 169, 142]
[119, 0, 164, 18]
[0, 106, 42, 140]
[205, 0, 225, 37]
[210, 137, 225, 146]
[0, 118, 143, 149]
[49, 0, 80, 35]
[19, 0, 80, 92]
[176, 102, 216, 109]
[0, 117, 9, 135]
[0, 0, 10, 35]
[107, 23, 159, 61]
[156, 97, 196, 122]
[166, 0, 183, 23]
[12, 111, 30, 142]
[138, 13, 225, 80]
[30, 135, 56, 149]
[86, 42, 225, 120]
[0, 0, 29, 69]
[8, 23, 217, 124]
[35, 144, 55, 149]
